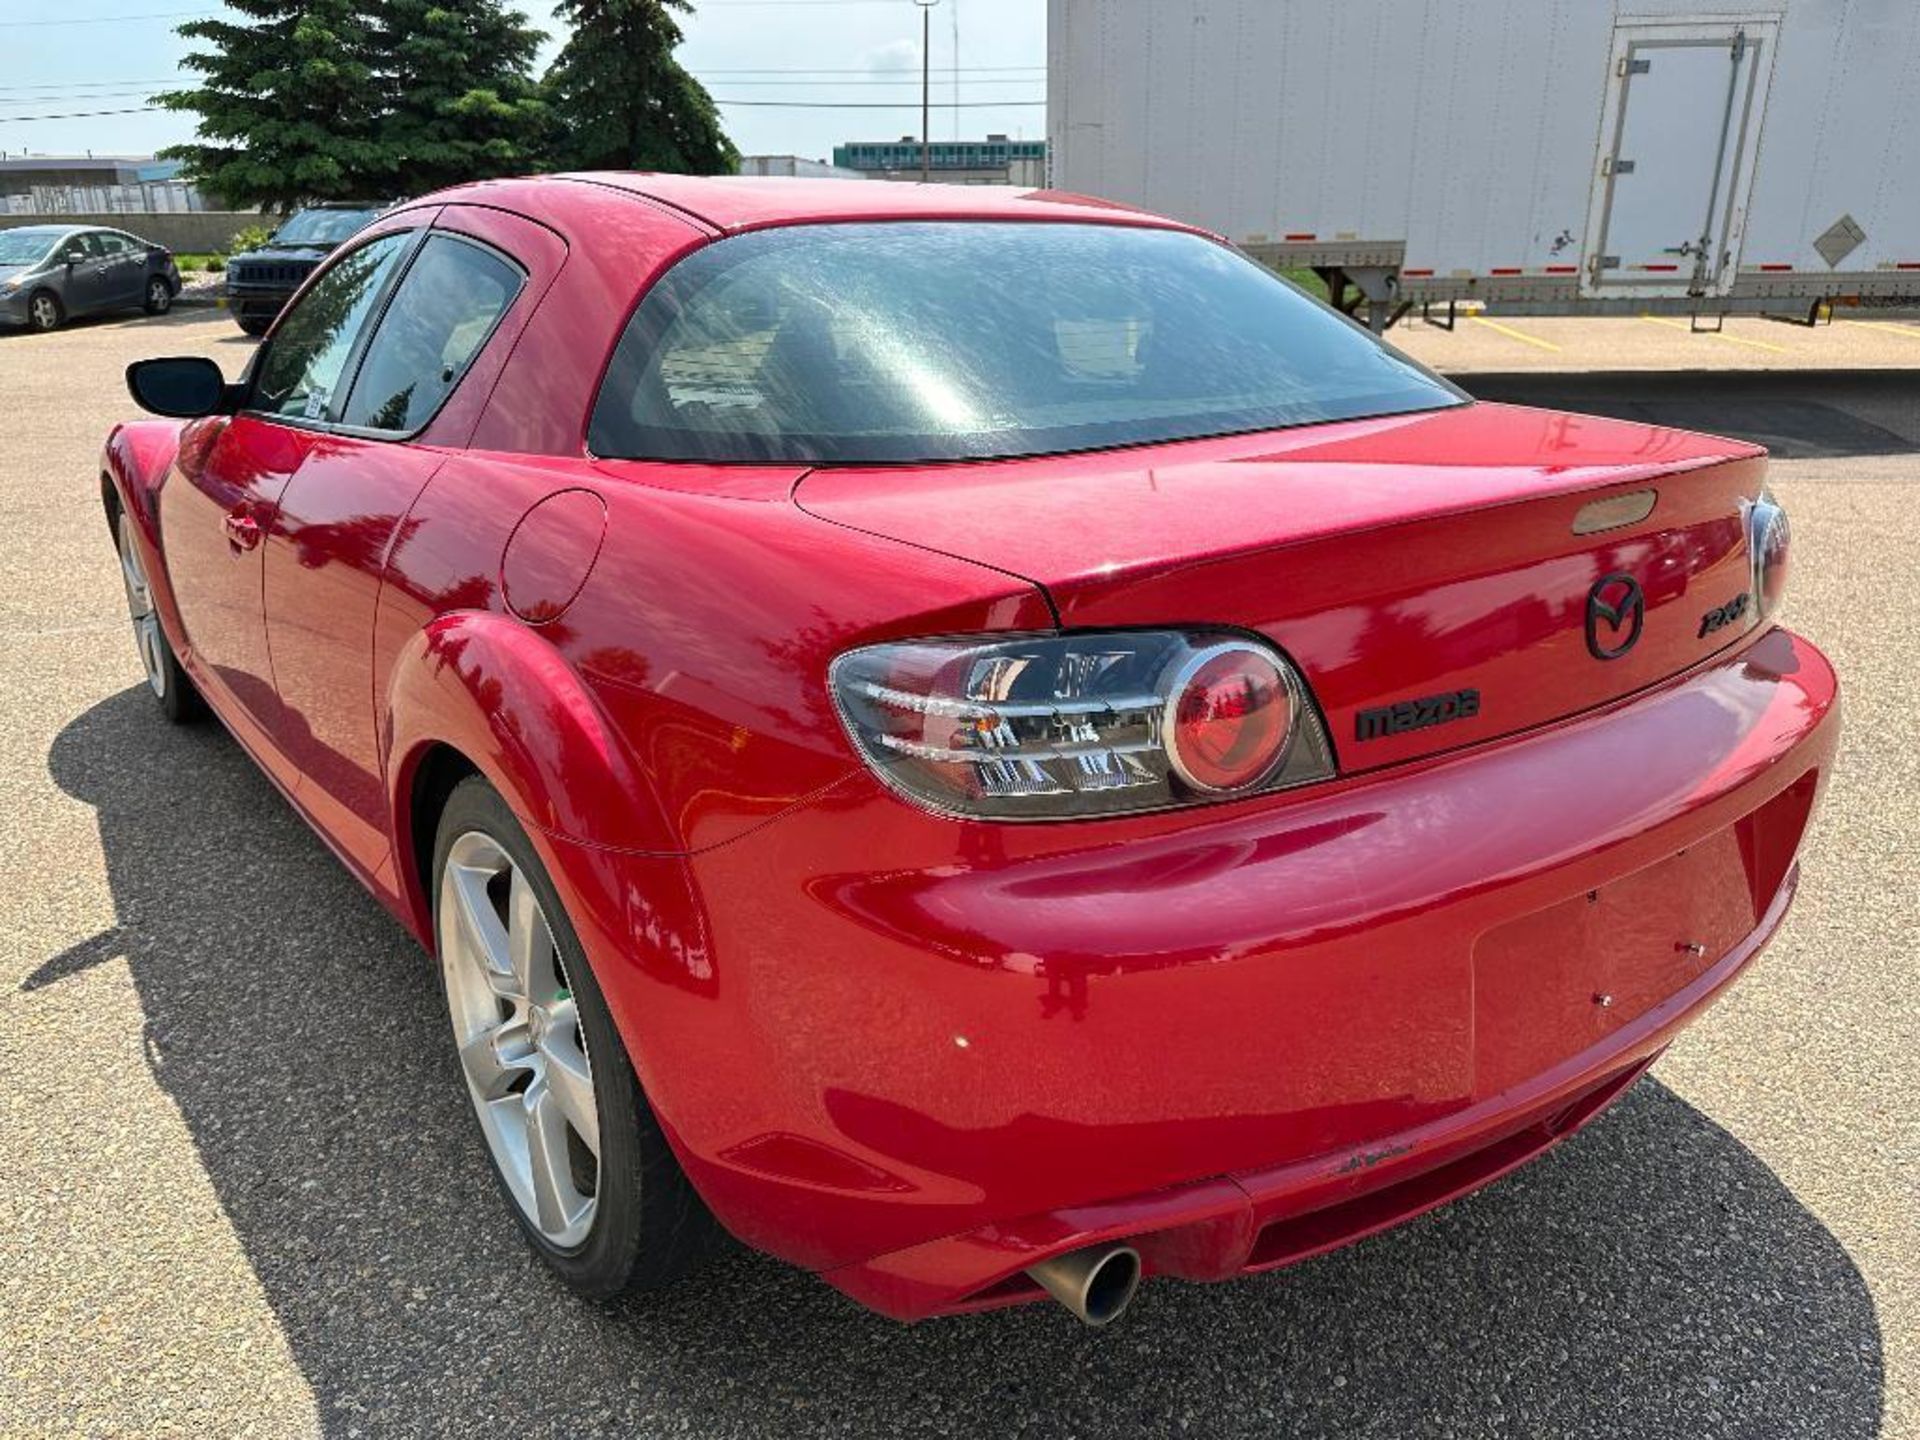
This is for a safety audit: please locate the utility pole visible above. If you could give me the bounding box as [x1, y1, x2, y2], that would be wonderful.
[915, 0, 938, 182]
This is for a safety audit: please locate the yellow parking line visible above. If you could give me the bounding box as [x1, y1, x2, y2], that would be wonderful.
[1853, 319, 1920, 340]
[1640, 313, 1792, 354]
[1471, 316, 1561, 352]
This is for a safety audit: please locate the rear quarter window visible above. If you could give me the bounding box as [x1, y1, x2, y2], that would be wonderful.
[339, 235, 523, 434]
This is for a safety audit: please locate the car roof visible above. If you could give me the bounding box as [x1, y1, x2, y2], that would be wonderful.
[0, 224, 83, 239]
[408, 173, 1202, 239]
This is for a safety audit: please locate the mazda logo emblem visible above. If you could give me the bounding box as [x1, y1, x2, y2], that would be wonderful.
[1585, 572, 1645, 660]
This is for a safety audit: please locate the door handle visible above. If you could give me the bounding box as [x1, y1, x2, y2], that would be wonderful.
[223, 510, 262, 551]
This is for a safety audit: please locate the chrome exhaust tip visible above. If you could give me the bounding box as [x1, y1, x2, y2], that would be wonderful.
[1025, 1242, 1142, 1326]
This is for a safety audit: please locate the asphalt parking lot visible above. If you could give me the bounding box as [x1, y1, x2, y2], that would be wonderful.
[1, 307, 1914, 1439]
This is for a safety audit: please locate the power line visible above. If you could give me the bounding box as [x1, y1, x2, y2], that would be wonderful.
[0, 10, 207, 26]
[0, 106, 161, 123]
[0, 90, 161, 108]
[691, 77, 1042, 87]
[695, 65, 1042, 74]
[0, 85, 1045, 109]
[0, 0, 1019, 26]
[0, 95, 1044, 122]
[0, 77, 1043, 102]
[0, 80, 178, 92]
[715, 97, 1043, 108]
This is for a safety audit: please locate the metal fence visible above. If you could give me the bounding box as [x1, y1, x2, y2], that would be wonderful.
[0, 181, 211, 216]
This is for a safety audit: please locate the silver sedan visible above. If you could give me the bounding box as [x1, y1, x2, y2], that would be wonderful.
[0, 224, 182, 333]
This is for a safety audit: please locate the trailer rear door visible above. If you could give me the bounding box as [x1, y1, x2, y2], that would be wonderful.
[1583, 19, 1776, 301]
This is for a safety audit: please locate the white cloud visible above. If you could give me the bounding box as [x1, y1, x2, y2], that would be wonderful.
[863, 38, 921, 76]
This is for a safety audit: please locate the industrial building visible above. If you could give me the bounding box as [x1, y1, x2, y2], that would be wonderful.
[0, 156, 209, 215]
[738, 155, 866, 180]
[832, 135, 1046, 185]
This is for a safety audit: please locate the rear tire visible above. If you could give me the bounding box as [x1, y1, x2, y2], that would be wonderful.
[432, 776, 721, 1297]
[27, 290, 62, 333]
[237, 314, 271, 337]
[116, 508, 205, 723]
[143, 276, 173, 315]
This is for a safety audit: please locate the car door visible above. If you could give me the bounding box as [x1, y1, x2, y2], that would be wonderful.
[92, 231, 145, 308]
[157, 224, 419, 765]
[259, 216, 533, 876]
[60, 232, 113, 314]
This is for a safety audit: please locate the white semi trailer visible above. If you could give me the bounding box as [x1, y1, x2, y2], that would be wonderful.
[1047, 0, 1920, 328]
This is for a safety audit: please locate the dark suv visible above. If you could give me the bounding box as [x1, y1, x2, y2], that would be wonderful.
[225, 203, 386, 336]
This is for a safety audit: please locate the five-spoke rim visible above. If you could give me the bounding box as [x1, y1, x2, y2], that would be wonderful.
[30, 294, 56, 329]
[147, 278, 171, 310]
[117, 512, 167, 699]
[438, 831, 601, 1249]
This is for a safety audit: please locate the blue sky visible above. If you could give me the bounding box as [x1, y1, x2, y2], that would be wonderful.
[1, 0, 1047, 166]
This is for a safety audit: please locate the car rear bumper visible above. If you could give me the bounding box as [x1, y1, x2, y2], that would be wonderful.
[616, 627, 1836, 1316]
[822, 878, 1780, 1319]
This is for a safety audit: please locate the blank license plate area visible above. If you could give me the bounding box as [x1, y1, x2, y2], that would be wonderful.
[1471, 829, 1762, 1096]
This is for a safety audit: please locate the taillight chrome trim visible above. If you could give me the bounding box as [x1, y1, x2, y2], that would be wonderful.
[845, 678, 1165, 723]
[1744, 489, 1790, 622]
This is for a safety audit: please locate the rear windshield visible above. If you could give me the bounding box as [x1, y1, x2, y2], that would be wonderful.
[590, 221, 1462, 465]
[272, 208, 380, 246]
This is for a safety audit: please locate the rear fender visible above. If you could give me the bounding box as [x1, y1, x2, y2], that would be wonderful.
[383, 609, 678, 932]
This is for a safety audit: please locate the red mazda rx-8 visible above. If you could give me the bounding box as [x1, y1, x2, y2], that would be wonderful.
[103, 174, 1835, 1325]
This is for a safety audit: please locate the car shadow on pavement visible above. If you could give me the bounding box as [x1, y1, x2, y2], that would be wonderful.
[1465, 369, 1920, 461]
[38, 686, 1885, 1439]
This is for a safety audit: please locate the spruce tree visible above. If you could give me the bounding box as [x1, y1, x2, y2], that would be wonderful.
[155, 0, 392, 209]
[378, 0, 550, 194]
[543, 0, 738, 174]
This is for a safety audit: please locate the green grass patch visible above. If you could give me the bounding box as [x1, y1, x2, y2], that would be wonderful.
[1279, 266, 1329, 302]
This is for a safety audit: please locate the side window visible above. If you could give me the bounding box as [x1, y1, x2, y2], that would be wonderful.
[77, 234, 106, 259]
[339, 235, 523, 433]
[95, 233, 131, 257]
[251, 233, 411, 422]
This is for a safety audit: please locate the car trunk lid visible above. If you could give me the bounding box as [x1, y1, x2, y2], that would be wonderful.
[794, 402, 1768, 770]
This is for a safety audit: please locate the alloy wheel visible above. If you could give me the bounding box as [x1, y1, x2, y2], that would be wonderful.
[438, 831, 601, 1249]
[117, 512, 168, 699]
[147, 278, 172, 313]
[29, 294, 57, 330]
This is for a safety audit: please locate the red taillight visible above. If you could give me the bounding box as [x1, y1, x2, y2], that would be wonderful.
[1166, 643, 1295, 793]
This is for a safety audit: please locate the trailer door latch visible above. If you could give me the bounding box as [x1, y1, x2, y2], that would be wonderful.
[1603, 158, 1636, 176]
[1618, 56, 1652, 77]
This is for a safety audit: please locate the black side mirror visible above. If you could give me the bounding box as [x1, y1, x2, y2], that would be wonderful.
[126, 357, 235, 419]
